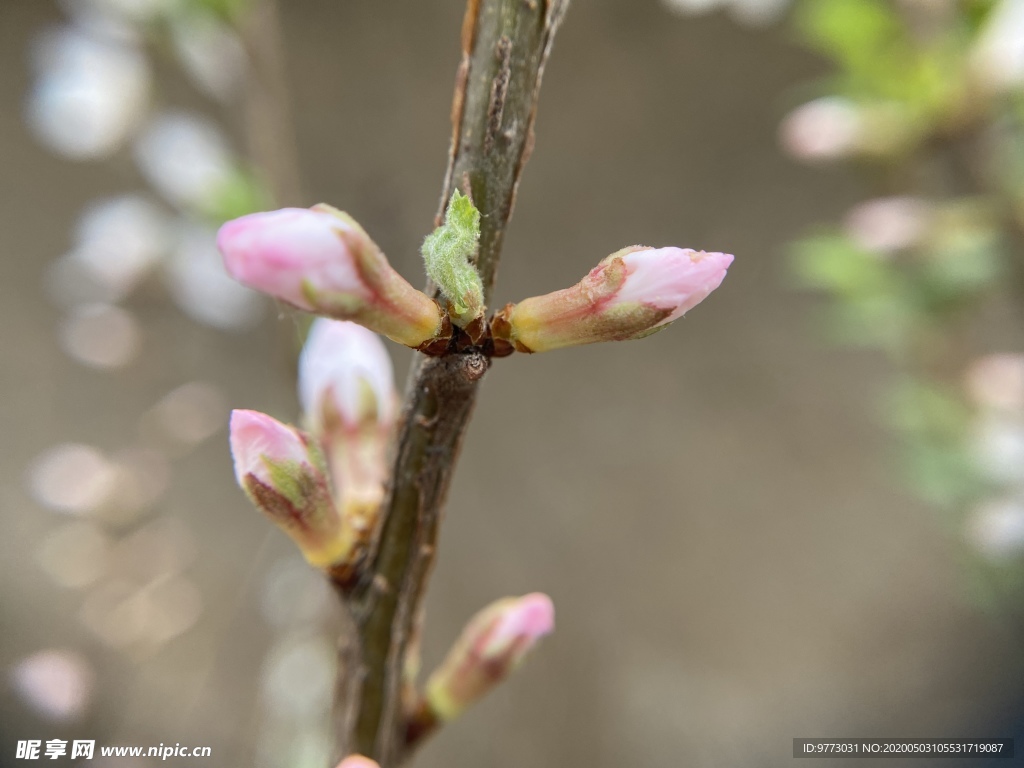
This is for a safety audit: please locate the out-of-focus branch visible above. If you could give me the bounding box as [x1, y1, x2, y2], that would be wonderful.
[240, 0, 303, 206]
[331, 0, 569, 765]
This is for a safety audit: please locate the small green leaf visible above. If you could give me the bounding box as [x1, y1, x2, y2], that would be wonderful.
[421, 190, 485, 327]
[206, 166, 271, 224]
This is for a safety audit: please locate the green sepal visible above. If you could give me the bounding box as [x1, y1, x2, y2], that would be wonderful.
[261, 457, 314, 509]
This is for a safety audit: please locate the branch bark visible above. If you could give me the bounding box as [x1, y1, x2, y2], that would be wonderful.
[331, 1, 569, 765]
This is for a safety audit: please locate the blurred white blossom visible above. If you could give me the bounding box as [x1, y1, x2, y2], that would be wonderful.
[114, 518, 197, 581]
[60, 304, 142, 369]
[72, 195, 169, 297]
[103, 448, 172, 520]
[48, 196, 168, 307]
[968, 497, 1024, 560]
[661, 0, 792, 26]
[141, 576, 204, 644]
[972, 414, 1024, 485]
[844, 197, 931, 254]
[60, 0, 179, 28]
[971, 0, 1024, 92]
[79, 581, 148, 649]
[134, 112, 235, 211]
[167, 223, 265, 330]
[966, 353, 1024, 413]
[256, 559, 337, 768]
[260, 558, 333, 629]
[72, 517, 202, 648]
[47, 254, 124, 307]
[171, 13, 248, 102]
[11, 650, 94, 721]
[27, 27, 150, 160]
[28, 444, 118, 515]
[56, 8, 141, 43]
[37, 522, 111, 589]
[262, 636, 336, 722]
[144, 381, 227, 448]
[663, 0, 723, 13]
[80, 575, 202, 650]
[779, 97, 862, 162]
[256, 724, 333, 768]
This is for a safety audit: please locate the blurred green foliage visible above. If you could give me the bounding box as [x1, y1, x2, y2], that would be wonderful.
[207, 168, 272, 224]
[786, 0, 1024, 588]
[183, 0, 251, 24]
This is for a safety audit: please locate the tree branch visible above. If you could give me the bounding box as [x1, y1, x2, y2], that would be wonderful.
[331, 1, 569, 765]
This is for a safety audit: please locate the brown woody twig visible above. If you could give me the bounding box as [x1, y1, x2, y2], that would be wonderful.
[330, 1, 570, 766]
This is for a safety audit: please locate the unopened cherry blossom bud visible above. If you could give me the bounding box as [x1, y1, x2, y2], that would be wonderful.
[218, 206, 445, 349]
[335, 757, 379, 768]
[492, 247, 732, 353]
[299, 319, 396, 535]
[300, 319, 397, 434]
[229, 409, 350, 568]
[425, 593, 554, 722]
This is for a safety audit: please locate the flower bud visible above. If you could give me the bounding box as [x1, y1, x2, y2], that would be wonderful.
[229, 409, 350, 568]
[299, 319, 397, 434]
[298, 319, 396, 533]
[492, 247, 733, 353]
[335, 757, 379, 768]
[218, 206, 445, 349]
[425, 593, 554, 722]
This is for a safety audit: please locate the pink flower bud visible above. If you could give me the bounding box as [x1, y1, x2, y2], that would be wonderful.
[229, 409, 350, 568]
[299, 319, 397, 434]
[425, 593, 554, 721]
[493, 247, 733, 353]
[218, 206, 444, 349]
[231, 409, 312, 487]
[335, 757, 379, 768]
[298, 319, 396, 532]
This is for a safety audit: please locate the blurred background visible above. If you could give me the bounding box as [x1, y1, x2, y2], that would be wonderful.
[1, 0, 1023, 766]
